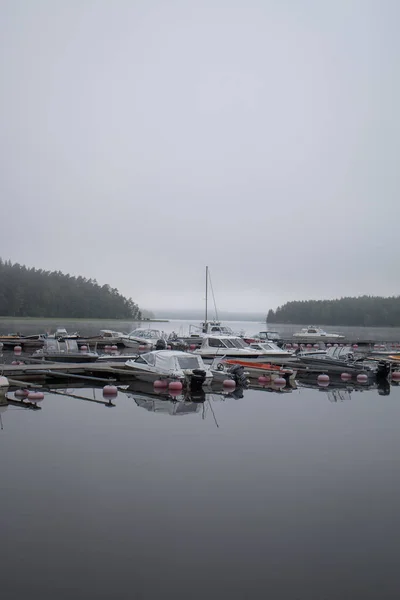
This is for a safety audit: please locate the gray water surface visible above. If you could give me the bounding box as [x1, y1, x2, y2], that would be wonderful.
[2, 381, 400, 599]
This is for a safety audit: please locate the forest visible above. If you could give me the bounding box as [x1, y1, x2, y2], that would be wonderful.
[267, 296, 400, 327]
[0, 259, 141, 319]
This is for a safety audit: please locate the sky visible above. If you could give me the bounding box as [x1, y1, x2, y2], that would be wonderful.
[0, 0, 399, 314]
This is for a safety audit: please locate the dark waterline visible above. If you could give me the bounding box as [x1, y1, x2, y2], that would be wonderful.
[2, 380, 400, 599]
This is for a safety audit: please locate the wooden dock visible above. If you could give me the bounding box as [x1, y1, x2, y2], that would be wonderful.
[0, 360, 136, 383]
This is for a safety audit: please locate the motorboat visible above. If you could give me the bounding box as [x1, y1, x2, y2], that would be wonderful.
[33, 339, 99, 363]
[244, 331, 282, 343]
[295, 345, 389, 377]
[247, 341, 293, 359]
[293, 326, 345, 340]
[219, 358, 296, 382]
[47, 327, 80, 340]
[193, 335, 266, 360]
[194, 335, 293, 363]
[121, 328, 167, 348]
[125, 350, 213, 388]
[0, 375, 9, 401]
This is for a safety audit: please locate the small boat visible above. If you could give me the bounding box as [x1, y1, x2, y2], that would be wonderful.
[295, 345, 387, 376]
[244, 331, 282, 343]
[193, 335, 265, 360]
[121, 328, 167, 348]
[247, 341, 293, 359]
[125, 350, 213, 388]
[33, 339, 99, 363]
[220, 359, 296, 381]
[47, 327, 80, 340]
[293, 326, 345, 340]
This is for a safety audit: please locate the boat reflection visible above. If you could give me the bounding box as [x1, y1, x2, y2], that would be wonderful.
[298, 374, 391, 399]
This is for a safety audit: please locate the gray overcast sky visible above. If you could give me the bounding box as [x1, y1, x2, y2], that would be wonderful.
[0, 0, 399, 313]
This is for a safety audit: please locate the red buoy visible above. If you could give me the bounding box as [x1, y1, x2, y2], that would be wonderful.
[341, 372, 352, 381]
[357, 373, 368, 384]
[111, 345, 118, 351]
[138, 345, 147, 352]
[273, 377, 286, 388]
[80, 345, 88, 351]
[353, 344, 358, 349]
[392, 371, 400, 381]
[169, 380, 183, 391]
[189, 344, 196, 350]
[314, 343, 319, 349]
[154, 379, 168, 388]
[317, 374, 330, 387]
[28, 391, 44, 401]
[306, 344, 312, 349]
[14, 389, 29, 398]
[258, 375, 271, 385]
[327, 343, 332, 347]
[14, 345, 22, 354]
[103, 385, 118, 398]
[223, 379, 236, 388]
[167, 345, 172, 350]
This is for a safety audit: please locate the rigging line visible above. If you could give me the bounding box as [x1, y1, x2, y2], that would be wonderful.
[208, 269, 219, 322]
[207, 397, 220, 429]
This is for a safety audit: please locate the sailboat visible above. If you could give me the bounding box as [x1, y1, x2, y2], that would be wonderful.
[191, 267, 237, 337]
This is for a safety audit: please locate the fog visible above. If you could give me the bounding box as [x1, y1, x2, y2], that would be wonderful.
[0, 0, 398, 313]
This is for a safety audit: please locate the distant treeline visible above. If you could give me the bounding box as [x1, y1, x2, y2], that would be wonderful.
[267, 296, 400, 327]
[0, 259, 141, 319]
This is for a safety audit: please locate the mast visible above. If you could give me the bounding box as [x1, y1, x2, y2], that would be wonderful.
[205, 265, 208, 326]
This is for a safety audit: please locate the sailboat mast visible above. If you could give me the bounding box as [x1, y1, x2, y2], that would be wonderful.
[205, 265, 208, 325]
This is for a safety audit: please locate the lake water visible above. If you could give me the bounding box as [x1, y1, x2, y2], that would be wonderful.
[2, 318, 400, 598]
[1, 317, 400, 342]
[2, 374, 400, 599]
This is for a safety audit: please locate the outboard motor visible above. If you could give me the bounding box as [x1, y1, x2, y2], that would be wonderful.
[228, 364, 248, 387]
[155, 338, 167, 350]
[190, 369, 207, 390]
[376, 361, 390, 380]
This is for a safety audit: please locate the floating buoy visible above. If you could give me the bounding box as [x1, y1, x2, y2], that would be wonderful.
[306, 344, 312, 349]
[339, 343, 344, 347]
[258, 375, 271, 385]
[334, 343, 338, 347]
[80, 345, 88, 351]
[28, 391, 44, 401]
[138, 345, 147, 351]
[103, 385, 118, 398]
[111, 345, 118, 351]
[14, 345, 22, 354]
[104, 344, 111, 352]
[189, 343, 196, 350]
[14, 389, 29, 398]
[341, 372, 352, 381]
[357, 373, 368, 384]
[353, 344, 358, 349]
[223, 379, 236, 388]
[317, 374, 330, 387]
[313, 343, 319, 349]
[327, 343, 332, 347]
[154, 379, 168, 388]
[169, 380, 183, 391]
[167, 345, 172, 350]
[286, 343, 292, 348]
[392, 371, 400, 381]
[11, 360, 22, 365]
[292, 343, 298, 349]
[273, 377, 286, 388]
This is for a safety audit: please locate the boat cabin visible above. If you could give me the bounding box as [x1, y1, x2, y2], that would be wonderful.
[255, 331, 281, 342]
[127, 328, 165, 341]
[198, 335, 248, 350]
[249, 342, 289, 354]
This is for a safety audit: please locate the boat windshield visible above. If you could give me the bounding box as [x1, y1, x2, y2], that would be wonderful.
[177, 356, 201, 370]
[231, 338, 246, 349]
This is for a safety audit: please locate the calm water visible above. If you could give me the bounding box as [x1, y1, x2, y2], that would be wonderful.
[2, 376, 400, 599]
[2, 317, 400, 341]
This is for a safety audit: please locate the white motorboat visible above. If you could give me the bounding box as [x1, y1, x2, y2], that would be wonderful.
[194, 335, 270, 360]
[245, 331, 282, 343]
[121, 328, 166, 348]
[33, 339, 99, 362]
[293, 326, 345, 340]
[125, 350, 213, 387]
[248, 341, 293, 359]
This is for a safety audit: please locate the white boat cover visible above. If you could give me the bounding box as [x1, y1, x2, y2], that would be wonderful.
[140, 351, 204, 371]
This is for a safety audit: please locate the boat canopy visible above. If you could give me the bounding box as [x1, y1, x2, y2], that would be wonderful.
[127, 329, 164, 340]
[249, 342, 288, 353]
[43, 339, 79, 353]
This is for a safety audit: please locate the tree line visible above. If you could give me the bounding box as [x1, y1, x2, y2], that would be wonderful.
[0, 259, 141, 319]
[267, 295, 400, 327]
